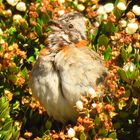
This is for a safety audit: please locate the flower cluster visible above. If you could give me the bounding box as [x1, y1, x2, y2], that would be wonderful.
[6, 0, 26, 11]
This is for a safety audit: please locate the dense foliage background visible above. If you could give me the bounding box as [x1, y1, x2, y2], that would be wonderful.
[0, 0, 140, 139]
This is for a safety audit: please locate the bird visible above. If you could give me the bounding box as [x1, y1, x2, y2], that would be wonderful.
[29, 12, 108, 123]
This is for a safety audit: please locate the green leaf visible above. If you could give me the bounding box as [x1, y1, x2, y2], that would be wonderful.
[21, 67, 28, 79]
[47, 11, 53, 19]
[119, 111, 129, 118]
[114, 0, 126, 19]
[46, 27, 51, 32]
[118, 100, 127, 110]
[113, 7, 124, 19]
[118, 69, 128, 82]
[126, 44, 132, 54]
[94, 116, 101, 126]
[124, 90, 131, 98]
[12, 127, 20, 140]
[90, 128, 96, 138]
[45, 119, 52, 130]
[101, 22, 117, 33]
[99, 128, 108, 137]
[34, 24, 42, 37]
[7, 75, 17, 83]
[98, 34, 109, 46]
[37, 18, 44, 25]
[2, 118, 13, 131]
[125, 68, 139, 80]
[0, 0, 3, 4]
[17, 33, 26, 41]
[41, 14, 50, 24]
[128, 119, 133, 125]
[0, 97, 9, 117]
[0, 130, 12, 140]
[114, 0, 120, 6]
[34, 47, 40, 56]
[121, 47, 127, 62]
[0, 96, 7, 108]
[6, 27, 17, 35]
[21, 20, 28, 29]
[108, 132, 117, 139]
[103, 46, 112, 60]
[44, 130, 50, 135]
[0, 105, 9, 118]
[0, 96, 19, 140]
[113, 122, 121, 129]
[89, 28, 98, 42]
[130, 69, 139, 80]
[0, 46, 3, 51]
[27, 56, 35, 63]
[40, 44, 46, 49]
[12, 101, 20, 110]
[9, 66, 19, 73]
[134, 79, 140, 87]
[80, 132, 86, 140]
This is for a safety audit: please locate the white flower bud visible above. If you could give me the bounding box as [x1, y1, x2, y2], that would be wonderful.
[77, 4, 85, 11]
[129, 63, 135, 72]
[92, 103, 97, 108]
[92, 5, 97, 10]
[58, 10, 65, 16]
[58, 0, 65, 4]
[0, 28, 3, 35]
[103, 13, 108, 20]
[72, 138, 79, 140]
[13, 14, 22, 23]
[128, 18, 136, 24]
[83, 17, 88, 22]
[124, 63, 130, 72]
[123, 62, 135, 72]
[73, 0, 78, 5]
[117, 2, 126, 11]
[6, 0, 19, 6]
[79, 0, 86, 3]
[132, 5, 140, 16]
[97, 6, 106, 15]
[16, 2, 26, 12]
[88, 87, 97, 98]
[119, 20, 127, 27]
[104, 3, 114, 13]
[76, 100, 83, 111]
[125, 22, 138, 34]
[0, 39, 5, 44]
[67, 128, 75, 138]
[94, 22, 100, 27]
[6, 9, 12, 15]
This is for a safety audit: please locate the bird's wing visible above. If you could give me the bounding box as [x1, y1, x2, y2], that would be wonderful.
[29, 48, 55, 103]
[54, 44, 108, 104]
[29, 48, 78, 122]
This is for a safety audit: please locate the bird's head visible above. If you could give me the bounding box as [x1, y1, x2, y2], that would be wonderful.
[46, 12, 88, 52]
[49, 12, 88, 42]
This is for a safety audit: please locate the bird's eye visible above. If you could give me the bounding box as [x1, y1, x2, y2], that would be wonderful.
[68, 24, 74, 28]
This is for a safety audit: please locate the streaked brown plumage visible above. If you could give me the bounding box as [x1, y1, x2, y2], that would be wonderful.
[29, 12, 107, 122]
